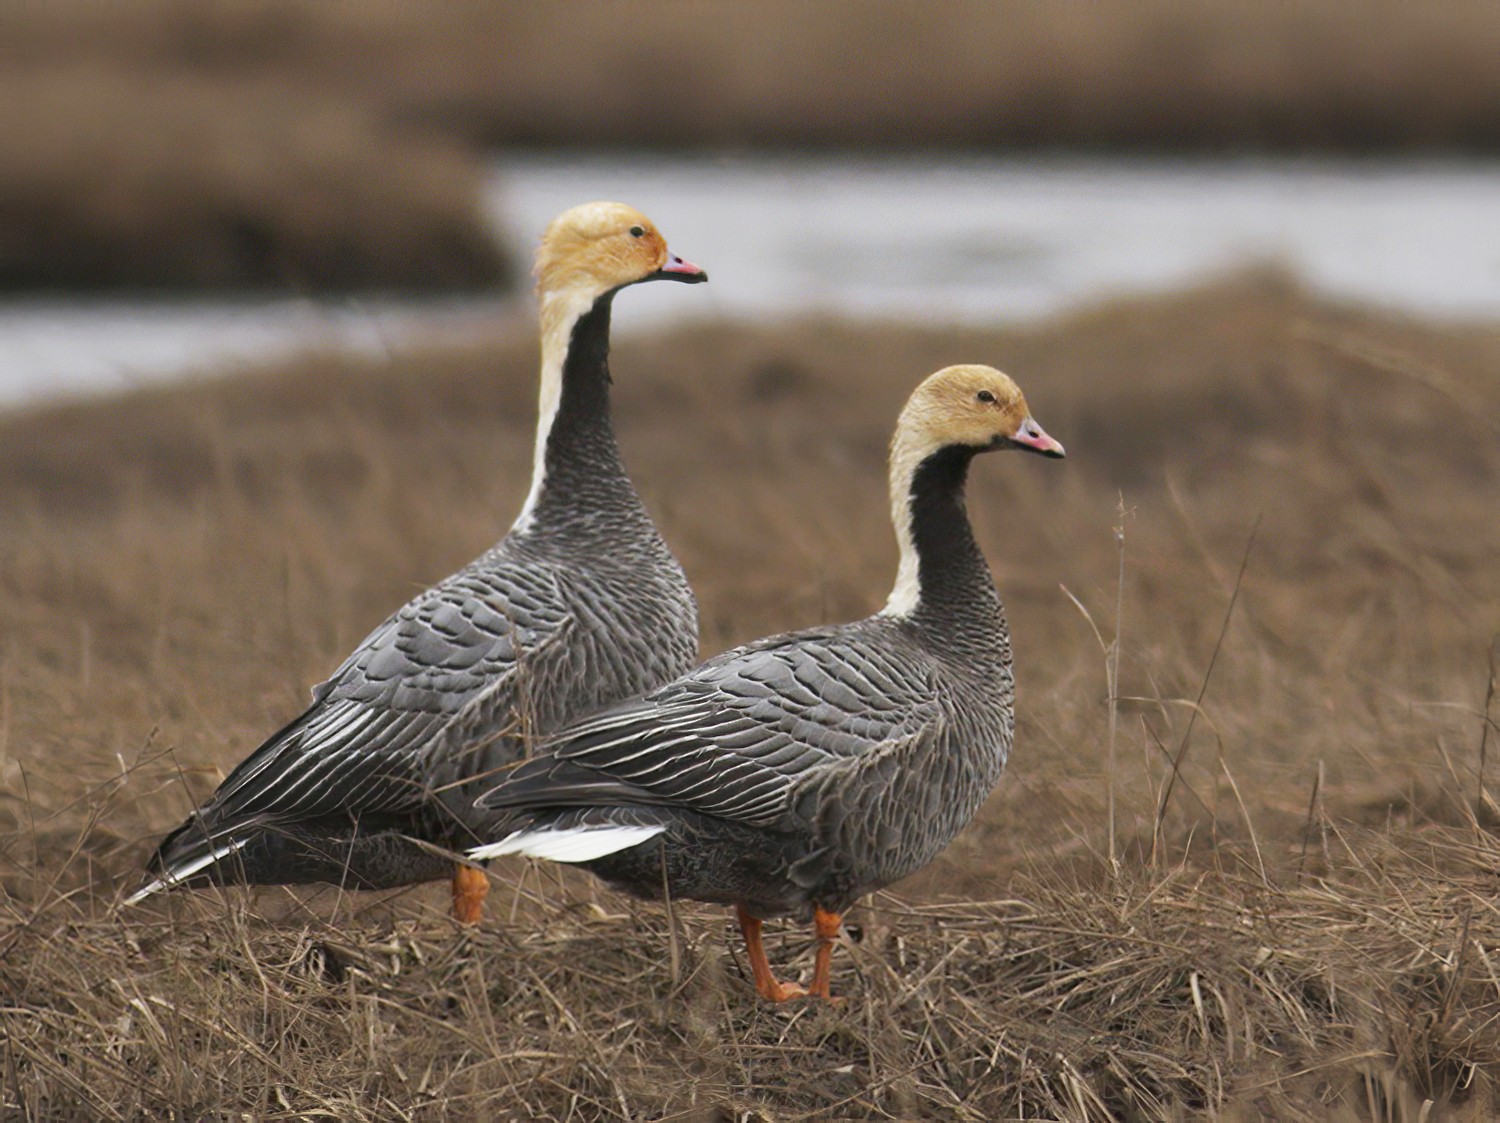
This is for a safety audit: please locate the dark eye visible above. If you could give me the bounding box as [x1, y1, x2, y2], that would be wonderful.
[629, 225, 645, 238]
[976, 390, 996, 404]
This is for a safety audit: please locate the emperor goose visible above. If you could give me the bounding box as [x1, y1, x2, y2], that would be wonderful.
[470, 365, 1064, 1000]
[130, 203, 707, 922]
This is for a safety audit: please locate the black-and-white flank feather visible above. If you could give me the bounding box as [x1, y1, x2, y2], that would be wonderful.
[130, 203, 708, 914]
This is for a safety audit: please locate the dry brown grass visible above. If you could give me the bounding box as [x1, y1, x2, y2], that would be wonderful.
[13, 0, 1500, 152]
[3, 276, 1500, 1117]
[9, 2, 1500, 289]
[0, 62, 511, 293]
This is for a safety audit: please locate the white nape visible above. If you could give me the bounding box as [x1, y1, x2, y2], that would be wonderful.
[880, 427, 941, 618]
[510, 286, 601, 535]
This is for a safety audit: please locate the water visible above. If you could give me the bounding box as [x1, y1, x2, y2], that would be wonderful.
[3, 154, 1498, 407]
[492, 154, 1500, 325]
[0, 294, 533, 407]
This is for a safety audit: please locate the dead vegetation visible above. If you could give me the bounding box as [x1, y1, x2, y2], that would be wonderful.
[2, 276, 1500, 1117]
[8, 1, 1500, 290]
[0, 64, 511, 293]
[15, 0, 1500, 152]
[5, 840, 1500, 1120]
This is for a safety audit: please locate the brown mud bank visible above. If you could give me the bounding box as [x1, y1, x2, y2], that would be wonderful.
[0, 67, 512, 294]
[2, 277, 1498, 1117]
[17, 1, 1500, 153]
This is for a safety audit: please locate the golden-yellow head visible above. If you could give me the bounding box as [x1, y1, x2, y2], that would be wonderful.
[534, 201, 706, 298]
[894, 365, 1065, 461]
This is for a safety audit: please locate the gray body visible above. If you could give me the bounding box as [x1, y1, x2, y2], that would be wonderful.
[476, 444, 1015, 919]
[144, 296, 699, 892]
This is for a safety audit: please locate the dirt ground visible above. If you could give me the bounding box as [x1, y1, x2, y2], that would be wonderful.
[2, 276, 1499, 1119]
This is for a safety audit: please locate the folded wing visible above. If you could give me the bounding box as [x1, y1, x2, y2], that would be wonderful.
[146, 560, 569, 882]
[477, 628, 939, 829]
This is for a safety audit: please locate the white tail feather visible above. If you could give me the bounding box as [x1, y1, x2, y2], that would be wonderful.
[469, 824, 665, 864]
[123, 837, 251, 906]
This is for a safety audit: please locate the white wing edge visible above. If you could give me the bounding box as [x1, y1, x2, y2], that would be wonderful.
[468, 824, 665, 864]
[122, 836, 251, 906]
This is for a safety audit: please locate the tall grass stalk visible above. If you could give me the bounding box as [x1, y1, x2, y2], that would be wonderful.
[1480, 636, 1499, 822]
[1153, 517, 1259, 850]
[1107, 495, 1126, 872]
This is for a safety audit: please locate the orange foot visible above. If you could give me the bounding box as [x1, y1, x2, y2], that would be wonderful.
[736, 905, 844, 1002]
[761, 978, 810, 1002]
[807, 906, 843, 1000]
[451, 863, 489, 925]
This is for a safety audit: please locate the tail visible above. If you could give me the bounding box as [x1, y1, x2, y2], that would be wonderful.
[126, 805, 457, 902]
[125, 823, 254, 905]
[469, 823, 666, 864]
[125, 693, 439, 904]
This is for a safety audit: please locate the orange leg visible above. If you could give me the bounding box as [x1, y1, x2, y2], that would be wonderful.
[736, 906, 808, 1002]
[451, 863, 489, 924]
[808, 907, 843, 1000]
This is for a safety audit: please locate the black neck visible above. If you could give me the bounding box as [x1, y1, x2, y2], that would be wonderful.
[906, 446, 1005, 642]
[528, 295, 643, 532]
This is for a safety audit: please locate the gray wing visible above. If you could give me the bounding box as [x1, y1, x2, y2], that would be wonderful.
[477, 627, 939, 828]
[195, 558, 569, 828]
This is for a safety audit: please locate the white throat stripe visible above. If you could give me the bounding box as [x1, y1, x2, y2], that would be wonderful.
[512, 286, 604, 534]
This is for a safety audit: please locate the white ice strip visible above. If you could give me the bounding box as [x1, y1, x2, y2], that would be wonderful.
[122, 836, 251, 905]
[469, 824, 665, 864]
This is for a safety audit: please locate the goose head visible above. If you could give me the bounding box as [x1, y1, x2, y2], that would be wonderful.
[535, 201, 707, 301]
[882, 365, 1063, 617]
[892, 364, 1064, 469]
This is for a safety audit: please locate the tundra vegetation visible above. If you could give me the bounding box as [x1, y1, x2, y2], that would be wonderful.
[2, 276, 1498, 1118]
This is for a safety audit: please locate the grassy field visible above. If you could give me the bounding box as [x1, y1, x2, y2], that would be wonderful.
[2, 276, 1499, 1118]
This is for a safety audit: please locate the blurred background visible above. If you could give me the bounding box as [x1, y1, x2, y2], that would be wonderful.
[4, 0, 1500, 401]
[5, 5, 1500, 1116]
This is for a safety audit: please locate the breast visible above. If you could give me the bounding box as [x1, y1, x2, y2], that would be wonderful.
[785, 672, 1014, 910]
[528, 561, 699, 734]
